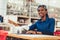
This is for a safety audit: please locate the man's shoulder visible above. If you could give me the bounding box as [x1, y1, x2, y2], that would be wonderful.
[49, 18, 55, 22]
[49, 18, 55, 20]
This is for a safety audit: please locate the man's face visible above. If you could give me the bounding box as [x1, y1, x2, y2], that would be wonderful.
[38, 7, 47, 17]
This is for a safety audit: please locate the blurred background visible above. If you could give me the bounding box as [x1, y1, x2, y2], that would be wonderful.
[0, 0, 60, 34]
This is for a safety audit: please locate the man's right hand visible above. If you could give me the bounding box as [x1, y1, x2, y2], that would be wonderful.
[26, 30, 36, 34]
[26, 30, 42, 34]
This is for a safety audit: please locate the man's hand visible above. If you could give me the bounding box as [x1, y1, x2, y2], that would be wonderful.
[26, 31, 36, 34]
[37, 31, 42, 34]
[26, 31, 42, 34]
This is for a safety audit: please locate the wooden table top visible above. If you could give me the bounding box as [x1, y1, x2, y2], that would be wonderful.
[7, 33, 60, 40]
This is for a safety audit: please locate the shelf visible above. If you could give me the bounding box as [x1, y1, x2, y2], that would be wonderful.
[0, 23, 6, 25]
[0, 23, 7, 27]
[56, 28, 60, 30]
[17, 15, 29, 19]
[56, 27, 60, 28]
[31, 17, 40, 20]
[0, 25, 7, 26]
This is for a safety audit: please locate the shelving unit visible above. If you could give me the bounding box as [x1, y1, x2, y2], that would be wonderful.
[7, 0, 39, 26]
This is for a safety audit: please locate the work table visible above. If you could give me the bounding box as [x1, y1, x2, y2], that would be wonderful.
[7, 33, 60, 40]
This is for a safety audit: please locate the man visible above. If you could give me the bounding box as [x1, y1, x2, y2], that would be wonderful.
[26, 5, 55, 35]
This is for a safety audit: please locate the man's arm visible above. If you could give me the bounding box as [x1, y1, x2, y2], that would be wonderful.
[26, 23, 37, 34]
